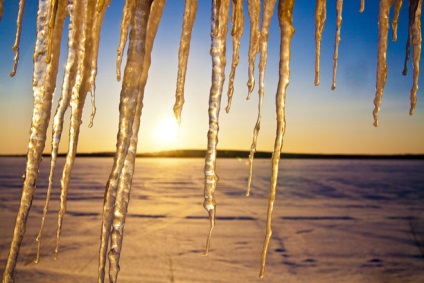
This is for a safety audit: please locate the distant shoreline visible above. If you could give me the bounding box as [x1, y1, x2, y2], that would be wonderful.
[1, 149, 423, 159]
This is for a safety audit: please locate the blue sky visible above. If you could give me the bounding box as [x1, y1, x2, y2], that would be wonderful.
[0, 0, 423, 154]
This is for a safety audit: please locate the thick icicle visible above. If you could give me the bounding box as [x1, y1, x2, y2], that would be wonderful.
[9, 0, 26, 77]
[373, 0, 395, 127]
[98, 0, 152, 281]
[402, 0, 419, 75]
[259, 0, 294, 278]
[360, 0, 365, 12]
[34, 0, 68, 264]
[108, 2, 166, 281]
[247, 0, 277, 196]
[116, 0, 135, 82]
[203, 0, 230, 256]
[173, 0, 198, 124]
[314, 0, 326, 86]
[392, 0, 403, 42]
[331, 0, 343, 90]
[408, 0, 422, 115]
[225, 0, 243, 113]
[2, 0, 65, 281]
[247, 0, 260, 98]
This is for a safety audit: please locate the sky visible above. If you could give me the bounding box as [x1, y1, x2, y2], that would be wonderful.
[0, 0, 423, 155]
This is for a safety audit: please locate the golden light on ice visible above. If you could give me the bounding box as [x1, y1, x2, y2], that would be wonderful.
[155, 117, 179, 145]
[1, 0, 422, 282]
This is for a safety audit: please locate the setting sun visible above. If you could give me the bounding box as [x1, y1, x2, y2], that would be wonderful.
[155, 117, 179, 145]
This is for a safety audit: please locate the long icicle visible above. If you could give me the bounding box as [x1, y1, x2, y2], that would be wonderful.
[9, 0, 26, 77]
[392, 0, 403, 42]
[34, 0, 68, 264]
[247, 0, 277, 196]
[331, 0, 343, 90]
[408, 0, 422, 115]
[314, 0, 326, 86]
[116, 0, 135, 82]
[402, 0, 419, 75]
[373, 0, 395, 127]
[173, 0, 198, 125]
[225, 0, 243, 113]
[54, 0, 95, 258]
[259, 0, 295, 278]
[108, 2, 166, 281]
[360, 0, 365, 12]
[46, 0, 59, 64]
[2, 0, 65, 281]
[246, 0, 260, 98]
[0, 0, 4, 22]
[98, 0, 152, 281]
[203, 0, 230, 256]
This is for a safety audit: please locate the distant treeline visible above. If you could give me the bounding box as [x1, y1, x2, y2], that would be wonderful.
[2, 149, 423, 159]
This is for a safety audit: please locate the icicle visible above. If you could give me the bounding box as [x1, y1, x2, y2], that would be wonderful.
[34, 0, 68, 264]
[9, 0, 26, 77]
[0, 0, 4, 22]
[246, 0, 260, 98]
[408, 0, 421, 115]
[108, 2, 166, 281]
[402, 0, 419, 75]
[46, 0, 59, 63]
[392, 0, 403, 42]
[259, 0, 294, 278]
[247, 0, 277, 196]
[98, 0, 152, 281]
[314, 0, 326, 86]
[203, 0, 230, 256]
[173, 0, 198, 124]
[331, 0, 343, 90]
[373, 0, 395, 127]
[116, 0, 135, 82]
[225, 0, 243, 113]
[2, 0, 65, 280]
[360, 0, 365, 12]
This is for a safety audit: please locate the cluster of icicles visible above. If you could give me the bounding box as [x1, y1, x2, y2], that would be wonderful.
[0, 0, 421, 282]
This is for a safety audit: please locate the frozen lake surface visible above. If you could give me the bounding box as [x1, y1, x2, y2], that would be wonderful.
[0, 157, 423, 282]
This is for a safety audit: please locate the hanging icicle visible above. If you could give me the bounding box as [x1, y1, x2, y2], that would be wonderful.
[314, 0, 326, 86]
[331, 0, 343, 90]
[0, 0, 4, 22]
[116, 0, 135, 82]
[9, 0, 26, 77]
[259, 0, 295, 278]
[392, 0, 403, 42]
[247, 0, 277, 196]
[2, 0, 66, 280]
[225, 0, 243, 113]
[203, 0, 230, 256]
[173, 0, 198, 125]
[360, 0, 365, 12]
[246, 0, 260, 98]
[373, 0, 395, 127]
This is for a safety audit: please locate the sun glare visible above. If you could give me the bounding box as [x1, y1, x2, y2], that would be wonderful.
[155, 117, 179, 145]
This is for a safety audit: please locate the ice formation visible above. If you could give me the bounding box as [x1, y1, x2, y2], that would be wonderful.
[1, 0, 422, 282]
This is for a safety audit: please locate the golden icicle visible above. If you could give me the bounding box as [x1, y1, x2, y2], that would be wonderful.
[246, 0, 260, 98]
[331, 0, 343, 90]
[360, 0, 365, 12]
[247, 0, 277, 196]
[225, 0, 243, 113]
[9, 0, 26, 77]
[402, 0, 419, 75]
[98, 0, 152, 281]
[173, 0, 198, 124]
[259, 0, 295, 278]
[373, 0, 395, 127]
[46, 0, 59, 63]
[34, 0, 68, 264]
[314, 0, 326, 86]
[203, 0, 230, 256]
[116, 0, 135, 82]
[2, 0, 65, 281]
[0, 0, 4, 22]
[108, 2, 166, 281]
[408, 0, 422, 115]
[392, 0, 403, 42]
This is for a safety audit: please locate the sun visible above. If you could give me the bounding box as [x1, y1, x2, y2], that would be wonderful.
[155, 117, 179, 145]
